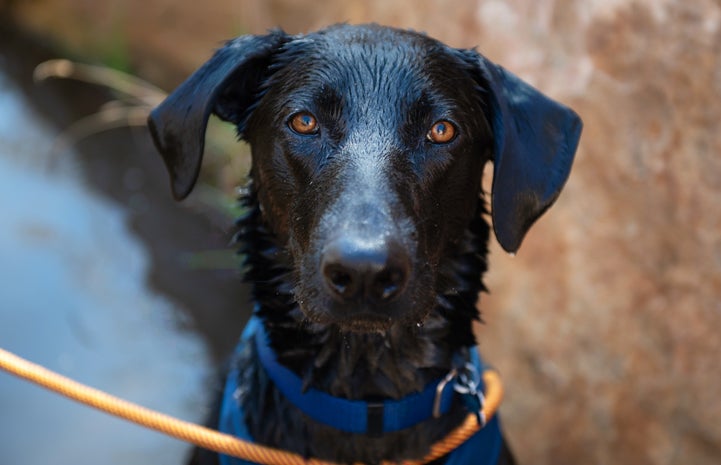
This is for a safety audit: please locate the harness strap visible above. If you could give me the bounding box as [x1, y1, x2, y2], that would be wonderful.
[255, 323, 456, 435]
[218, 317, 504, 465]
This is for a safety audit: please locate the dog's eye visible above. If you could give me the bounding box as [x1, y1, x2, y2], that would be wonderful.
[426, 120, 457, 144]
[289, 112, 319, 135]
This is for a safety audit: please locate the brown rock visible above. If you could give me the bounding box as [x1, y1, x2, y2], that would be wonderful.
[478, 1, 721, 464]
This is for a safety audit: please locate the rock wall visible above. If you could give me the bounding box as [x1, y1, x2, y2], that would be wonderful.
[5, 0, 721, 463]
[476, 3, 721, 464]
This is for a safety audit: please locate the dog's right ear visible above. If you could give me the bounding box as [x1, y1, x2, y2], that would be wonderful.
[148, 31, 287, 200]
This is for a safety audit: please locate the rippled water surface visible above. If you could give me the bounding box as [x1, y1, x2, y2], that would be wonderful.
[0, 70, 212, 465]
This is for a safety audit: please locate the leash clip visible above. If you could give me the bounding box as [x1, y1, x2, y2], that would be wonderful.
[432, 368, 458, 418]
[433, 362, 487, 425]
[453, 363, 486, 426]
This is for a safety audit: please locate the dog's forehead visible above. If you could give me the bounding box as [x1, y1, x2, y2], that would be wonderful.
[305, 24, 437, 59]
[273, 26, 469, 105]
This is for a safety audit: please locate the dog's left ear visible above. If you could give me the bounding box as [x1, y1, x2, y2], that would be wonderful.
[148, 31, 288, 200]
[462, 50, 583, 253]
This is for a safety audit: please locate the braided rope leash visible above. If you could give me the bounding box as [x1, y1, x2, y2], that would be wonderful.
[0, 347, 502, 465]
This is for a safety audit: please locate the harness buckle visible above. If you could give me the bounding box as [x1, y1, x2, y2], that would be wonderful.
[366, 402, 385, 437]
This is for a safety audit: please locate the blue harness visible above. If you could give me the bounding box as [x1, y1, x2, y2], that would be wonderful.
[218, 317, 503, 465]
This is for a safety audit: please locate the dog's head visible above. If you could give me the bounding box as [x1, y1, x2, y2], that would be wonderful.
[149, 24, 582, 333]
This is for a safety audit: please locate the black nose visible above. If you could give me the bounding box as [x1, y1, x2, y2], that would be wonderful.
[321, 237, 410, 304]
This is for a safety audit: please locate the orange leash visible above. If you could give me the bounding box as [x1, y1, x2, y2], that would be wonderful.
[0, 347, 502, 465]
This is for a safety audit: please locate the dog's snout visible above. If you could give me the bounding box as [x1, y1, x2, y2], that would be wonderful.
[321, 237, 410, 305]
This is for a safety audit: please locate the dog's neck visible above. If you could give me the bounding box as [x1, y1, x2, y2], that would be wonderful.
[235, 182, 489, 401]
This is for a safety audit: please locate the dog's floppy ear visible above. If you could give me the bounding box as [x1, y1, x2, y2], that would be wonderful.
[148, 31, 287, 200]
[464, 51, 582, 253]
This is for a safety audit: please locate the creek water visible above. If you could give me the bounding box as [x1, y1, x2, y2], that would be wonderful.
[0, 25, 251, 465]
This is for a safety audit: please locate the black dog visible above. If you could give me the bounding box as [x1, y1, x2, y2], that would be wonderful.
[148, 24, 581, 465]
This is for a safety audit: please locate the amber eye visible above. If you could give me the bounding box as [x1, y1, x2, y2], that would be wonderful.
[426, 120, 457, 144]
[289, 112, 319, 135]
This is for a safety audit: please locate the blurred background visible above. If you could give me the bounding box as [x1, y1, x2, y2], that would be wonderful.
[0, 1, 719, 464]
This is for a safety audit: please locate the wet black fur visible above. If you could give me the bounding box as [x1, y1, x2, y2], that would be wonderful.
[149, 23, 582, 465]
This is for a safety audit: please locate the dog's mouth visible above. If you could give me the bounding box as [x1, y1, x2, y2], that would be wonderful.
[316, 311, 426, 334]
[295, 284, 434, 334]
[332, 311, 396, 333]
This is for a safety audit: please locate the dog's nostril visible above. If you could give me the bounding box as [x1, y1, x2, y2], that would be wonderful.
[326, 266, 354, 296]
[372, 268, 407, 302]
